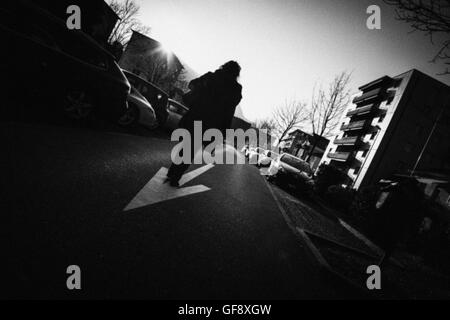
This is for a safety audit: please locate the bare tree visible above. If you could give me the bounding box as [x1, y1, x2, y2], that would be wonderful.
[306, 71, 352, 160]
[142, 55, 185, 94]
[271, 100, 308, 147]
[384, 0, 450, 75]
[120, 31, 186, 95]
[255, 118, 277, 135]
[254, 118, 277, 149]
[108, 0, 151, 46]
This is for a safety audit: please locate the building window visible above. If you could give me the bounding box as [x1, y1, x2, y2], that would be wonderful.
[386, 96, 394, 105]
[415, 125, 424, 137]
[404, 143, 413, 153]
[421, 105, 432, 113]
[397, 161, 406, 171]
[434, 133, 442, 146]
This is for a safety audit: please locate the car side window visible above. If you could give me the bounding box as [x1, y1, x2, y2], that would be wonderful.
[168, 103, 177, 112]
[0, 8, 58, 49]
[41, 19, 109, 70]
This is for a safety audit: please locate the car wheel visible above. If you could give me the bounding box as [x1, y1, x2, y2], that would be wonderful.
[118, 103, 139, 127]
[64, 89, 95, 120]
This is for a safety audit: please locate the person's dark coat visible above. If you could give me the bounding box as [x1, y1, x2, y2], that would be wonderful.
[180, 70, 242, 134]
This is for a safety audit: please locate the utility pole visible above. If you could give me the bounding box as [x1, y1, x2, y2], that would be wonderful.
[410, 106, 445, 177]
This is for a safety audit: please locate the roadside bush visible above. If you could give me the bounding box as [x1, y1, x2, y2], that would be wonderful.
[406, 200, 450, 275]
[356, 180, 425, 250]
[314, 163, 349, 195]
[349, 185, 380, 226]
[292, 175, 315, 200]
[325, 185, 356, 213]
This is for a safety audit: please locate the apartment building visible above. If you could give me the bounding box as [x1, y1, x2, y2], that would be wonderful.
[320, 69, 450, 190]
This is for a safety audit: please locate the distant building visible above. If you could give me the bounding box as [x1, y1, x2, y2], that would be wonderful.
[119, 31, 184, 95]
[283, 129, 329, 171]
[320, 69, 450, 190]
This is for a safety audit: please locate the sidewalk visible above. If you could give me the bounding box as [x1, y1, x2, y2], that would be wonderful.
[267, 182, 450, 299]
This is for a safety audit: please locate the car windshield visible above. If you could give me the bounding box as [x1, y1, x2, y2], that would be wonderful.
[131, 87, 147, 101]
[281, 155, 312, 174]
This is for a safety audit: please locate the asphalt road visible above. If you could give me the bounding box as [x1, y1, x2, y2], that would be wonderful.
[3, 120, 359, 299]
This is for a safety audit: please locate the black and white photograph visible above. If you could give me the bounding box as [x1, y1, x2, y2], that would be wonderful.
[2, 0, 450, 306]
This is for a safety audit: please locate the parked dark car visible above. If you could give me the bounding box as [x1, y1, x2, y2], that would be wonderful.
[121, 70, 169, 126]
[0, 1, 130, 122]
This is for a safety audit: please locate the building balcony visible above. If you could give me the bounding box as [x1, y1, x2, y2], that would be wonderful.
[334, 136, 359, 145]
[346, 104, 374, 117]
[353, 88, 384, 105]
[341, 120, 366, 131]
[327, 151, 351, 161]
[358, 76, 393, 92]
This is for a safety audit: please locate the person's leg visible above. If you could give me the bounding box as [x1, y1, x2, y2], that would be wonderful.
[167, 129, 200, 186]
[167, 163, 190, 185]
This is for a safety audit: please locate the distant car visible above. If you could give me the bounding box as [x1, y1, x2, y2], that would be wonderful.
[248, 147, 265, 165]
[267, 153, 314, 188]
[121, 70, 169, 126]
[241, 145, 249, 155]
[257, 150, 279, 167]
[164, 99, 189, 130]
[0, 2, 130, 122]
[117, 85, 158, 129]
[244, 146, 254, 158]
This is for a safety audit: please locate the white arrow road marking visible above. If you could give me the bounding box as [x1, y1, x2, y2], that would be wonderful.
[179, 163, 214, 186]
[123, 164, 214, 211]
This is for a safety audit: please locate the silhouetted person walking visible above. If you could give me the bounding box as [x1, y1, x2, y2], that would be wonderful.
[166, 61, 242, 187]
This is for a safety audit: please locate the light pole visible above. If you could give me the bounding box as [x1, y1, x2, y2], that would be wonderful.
[410, 105, 445, 177]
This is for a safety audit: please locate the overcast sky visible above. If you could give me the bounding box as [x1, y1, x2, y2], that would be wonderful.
[133, 0, 449, 123]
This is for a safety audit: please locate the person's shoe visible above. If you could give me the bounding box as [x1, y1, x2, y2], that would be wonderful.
[169, 179, 180, 187]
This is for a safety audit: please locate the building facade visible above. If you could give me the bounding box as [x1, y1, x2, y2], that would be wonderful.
[119, 31, 185, 95]
[320, 69, 450, 190]
[283, 129, 329, 171]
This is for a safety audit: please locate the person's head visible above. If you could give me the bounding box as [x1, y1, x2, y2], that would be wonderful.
[217, 60, 241, 80]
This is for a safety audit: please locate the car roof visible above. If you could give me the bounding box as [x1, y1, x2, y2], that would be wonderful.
[280, 153, 313, 172]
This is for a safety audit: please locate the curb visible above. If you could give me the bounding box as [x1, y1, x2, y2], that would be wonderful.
[338, 219, 384, 257]
[297, 227, 375, 299]
[296, 227, 331, 269]
[264, 180, 374, 298]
